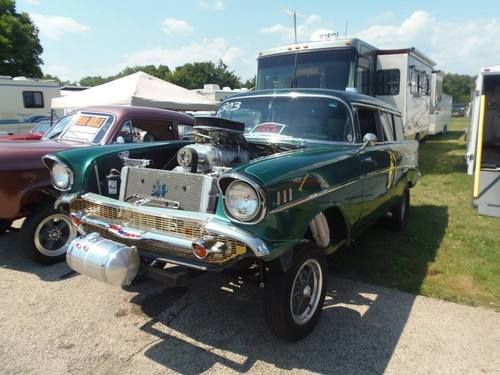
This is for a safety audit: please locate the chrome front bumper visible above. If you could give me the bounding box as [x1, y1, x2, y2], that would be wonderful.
[70, 193, 270, 265]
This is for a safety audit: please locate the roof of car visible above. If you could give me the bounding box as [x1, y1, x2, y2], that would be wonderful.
[72, 105, 195, 124]
[223, 89, 400, 114]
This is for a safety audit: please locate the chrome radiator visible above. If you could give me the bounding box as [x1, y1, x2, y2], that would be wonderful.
[119, 167, 218, 213]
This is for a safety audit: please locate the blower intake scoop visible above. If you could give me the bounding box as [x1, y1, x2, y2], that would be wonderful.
[194, 116, 245, 134]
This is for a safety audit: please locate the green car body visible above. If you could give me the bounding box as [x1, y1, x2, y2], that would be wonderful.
[45, 89, 419, 340]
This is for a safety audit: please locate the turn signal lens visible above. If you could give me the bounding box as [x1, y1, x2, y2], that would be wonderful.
[192, 243, 207, 259]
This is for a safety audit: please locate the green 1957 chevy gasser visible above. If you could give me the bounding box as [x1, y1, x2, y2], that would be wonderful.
[44, 89, 419, 341]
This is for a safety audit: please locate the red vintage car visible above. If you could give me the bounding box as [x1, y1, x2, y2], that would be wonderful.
[0, 105, 194, 263]
[0, 120, 54, 141]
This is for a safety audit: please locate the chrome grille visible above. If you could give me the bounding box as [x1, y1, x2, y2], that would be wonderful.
[71, 199, 246, 264]
[120, 167, 218, 213]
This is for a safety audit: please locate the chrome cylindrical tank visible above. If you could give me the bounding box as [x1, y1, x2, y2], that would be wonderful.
[66, 233, 140, 287]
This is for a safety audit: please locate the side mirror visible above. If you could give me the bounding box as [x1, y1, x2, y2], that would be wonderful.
[362, 133, 378, 147]
[116, 136, 125, 144]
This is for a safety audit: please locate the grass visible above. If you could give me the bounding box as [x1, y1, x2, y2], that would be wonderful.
[330, 117, 500, 310]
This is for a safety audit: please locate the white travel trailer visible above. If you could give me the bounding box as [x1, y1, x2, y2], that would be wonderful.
[256, 38, 439, 140]
[0, 76, 60, 135]
[428, 71, 453, 135]
[466, 65, 500, 217]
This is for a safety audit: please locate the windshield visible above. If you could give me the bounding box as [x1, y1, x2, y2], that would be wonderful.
[47, 112, 114, 143]
[42, 116, 73, 140]
[217, 96, 353, 142]
[256, 48, 355, 90]
[31, 121, 52, 134]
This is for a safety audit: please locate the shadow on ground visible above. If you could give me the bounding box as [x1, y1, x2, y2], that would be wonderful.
[0, 227, 74, 282]
[121, 204, 448, 374]
[0, 205, 448, 373]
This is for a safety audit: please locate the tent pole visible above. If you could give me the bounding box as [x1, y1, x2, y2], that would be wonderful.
[473, 95, 486, 199]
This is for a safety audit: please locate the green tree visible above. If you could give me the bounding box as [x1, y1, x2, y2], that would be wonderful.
[243, 76, 256, 89]
[443, 73, 475, 104]
[79, 65, 172, 87]
[0, 0, 43, 77]
[170, 60, 242, 89]
[79, 75, 110, 87]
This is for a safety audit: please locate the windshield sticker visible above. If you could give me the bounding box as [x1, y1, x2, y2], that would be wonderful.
[250, 122, 287, 135]
[76, 115, 107, 128]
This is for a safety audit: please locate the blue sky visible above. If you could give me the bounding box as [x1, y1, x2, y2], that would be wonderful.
[18, 0, 500, 83]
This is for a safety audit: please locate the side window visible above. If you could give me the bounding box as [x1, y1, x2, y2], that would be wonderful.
[393, 114, 404, 140]
[117, 120, 135, 143]
[357, 107, 383, 142]
[131, 118, 175, 142]
[376, 69, 400, 95]
[23, 91, 44, 108]
[379, 111, 395, 141]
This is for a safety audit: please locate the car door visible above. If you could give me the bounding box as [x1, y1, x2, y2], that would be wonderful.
[355, 105, 394, 229]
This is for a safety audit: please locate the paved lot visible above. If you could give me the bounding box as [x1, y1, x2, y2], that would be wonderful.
[1, 227, 499, 375]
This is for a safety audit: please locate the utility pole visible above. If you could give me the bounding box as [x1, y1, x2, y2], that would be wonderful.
[345, 19, 348, 37]
[294, 11, 297, 43]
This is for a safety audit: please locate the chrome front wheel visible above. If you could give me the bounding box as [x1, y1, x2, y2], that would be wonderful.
[22, 203, 77, 264]
[34, 213, 76, 257]
[264, 245, 327, 341]
[290, 258, 323, 325]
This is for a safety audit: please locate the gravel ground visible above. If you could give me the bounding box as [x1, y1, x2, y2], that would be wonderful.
[1, 226, 499, 375]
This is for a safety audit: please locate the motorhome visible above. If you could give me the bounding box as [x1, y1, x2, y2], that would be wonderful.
[256, 37, 439, 140]
[428, 71, 453, 135]
[0, 76, 60, 135]
[466, 65, 500, 217]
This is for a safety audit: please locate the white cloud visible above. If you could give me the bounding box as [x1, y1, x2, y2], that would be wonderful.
[199, 0, 224, 11]
[29, 13, 89, 40]
[260, 13, 331, 42]
[161, 18, 193, 35]
[121, 37, 254, 81]
[354, 10, 500, 74]
[26, 0, 41, 5]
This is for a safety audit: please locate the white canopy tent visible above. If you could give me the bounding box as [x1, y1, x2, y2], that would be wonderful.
[51, 71, 218, 112]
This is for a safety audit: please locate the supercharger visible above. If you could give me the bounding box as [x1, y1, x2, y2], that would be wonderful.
[175, 117, 249, 174]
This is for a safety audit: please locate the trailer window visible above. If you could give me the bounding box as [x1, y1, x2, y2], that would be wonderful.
[376, 69, 400, 95]
[23, 91, 44, 108]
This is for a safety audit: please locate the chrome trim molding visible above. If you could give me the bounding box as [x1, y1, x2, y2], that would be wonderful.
[217, 173, 267, 225]
[42, 154, 74, 192]
[270, 178, 360, 214]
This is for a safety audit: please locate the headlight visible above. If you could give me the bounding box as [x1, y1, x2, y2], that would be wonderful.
[51, 163, 73, 191]
[225, 180, 262, 222]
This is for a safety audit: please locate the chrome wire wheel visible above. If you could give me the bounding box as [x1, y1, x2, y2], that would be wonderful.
[289, 258, 323, 325]
[34, 213, 76, 257]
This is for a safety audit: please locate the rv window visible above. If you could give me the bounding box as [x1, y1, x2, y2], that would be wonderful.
[23, 91, 44, 108]
[376, 69, 400, 95]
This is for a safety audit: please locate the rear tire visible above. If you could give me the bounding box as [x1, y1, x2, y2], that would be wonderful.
[21, 203, 77, 264]
[390, 186, 410, 231]
[264, 245, 327, 341]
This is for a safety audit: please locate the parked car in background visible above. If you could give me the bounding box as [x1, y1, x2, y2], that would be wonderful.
[0, 105, 194, 264]
[452, 103, 466, 117]
[46, 89, 419, 340]
[0, 120, 54, 141]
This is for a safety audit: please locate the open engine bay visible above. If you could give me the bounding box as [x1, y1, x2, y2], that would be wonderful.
[107, 117, 299, 214]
